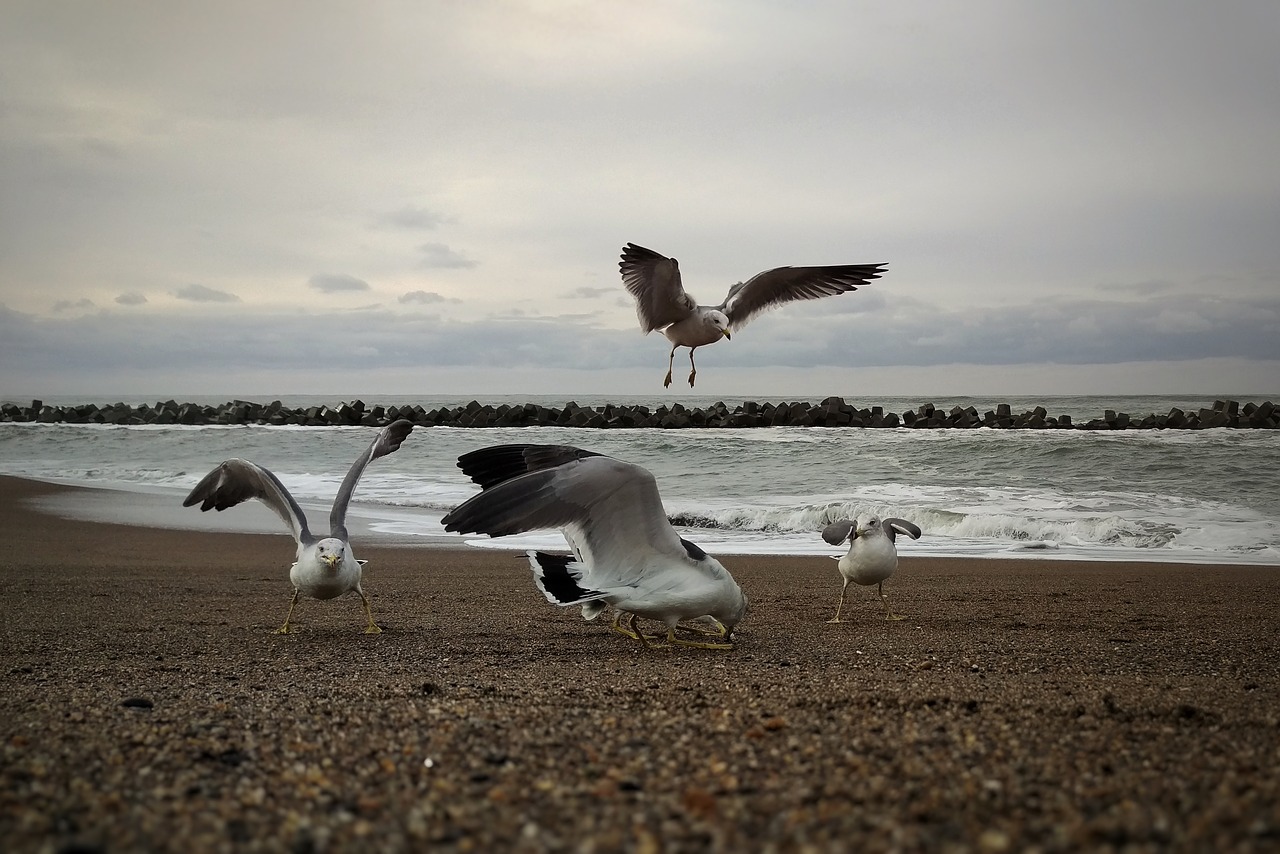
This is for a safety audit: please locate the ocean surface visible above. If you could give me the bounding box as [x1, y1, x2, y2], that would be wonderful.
[2, 394, 1278, 565]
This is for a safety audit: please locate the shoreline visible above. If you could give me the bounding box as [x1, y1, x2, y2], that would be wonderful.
[11, 473, 1279, 566]
[4, 475, 1280, 850]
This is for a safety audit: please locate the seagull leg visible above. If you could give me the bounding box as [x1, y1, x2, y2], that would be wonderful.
[631, 613, 656, 649]
[879, 582, 905, 621]
[640, 617, 668, 644]
[682, 617, 728, 637]
[663, 345, 678, 388]
[616, 612, 667, 647]
[275, 589, 301, 634]
[667, 627, 734, 650]
[826, 580, 851, 623]
[687, 347, 698, 387]
[611, 610, 639, 639]
[359, 589, 382, 634]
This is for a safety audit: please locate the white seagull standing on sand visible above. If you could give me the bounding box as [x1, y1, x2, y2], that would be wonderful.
[619, 242, 887, 387]
[442, 444, 748, 650]
[182, 419, 414, 634]
[821, 515, 922, 623]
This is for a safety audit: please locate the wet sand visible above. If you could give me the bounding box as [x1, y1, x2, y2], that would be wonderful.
[2, 475, 1278, 852]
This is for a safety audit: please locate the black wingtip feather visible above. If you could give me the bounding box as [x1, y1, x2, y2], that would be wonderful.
[456, 445, 540, 490]
[680, 538, 707, 561]
[456, 444, 602, 490]
[530, 551, 604, 605]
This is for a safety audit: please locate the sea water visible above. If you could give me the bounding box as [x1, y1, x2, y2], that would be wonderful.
[1, 394, 1277, 565]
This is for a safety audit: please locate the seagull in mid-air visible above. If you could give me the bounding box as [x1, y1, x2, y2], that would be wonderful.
[182, 419, 414, 634]
[442, 444, 748, 649]
[619, 242, 887, 387]
[821, 515, 922, 623]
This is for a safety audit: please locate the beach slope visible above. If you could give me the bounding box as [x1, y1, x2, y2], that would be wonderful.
[2, 476, 1278, 851]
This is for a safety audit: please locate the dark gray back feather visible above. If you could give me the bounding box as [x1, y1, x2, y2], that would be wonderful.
[457, 444, 602, 490]
[329, 418, 414, 540]
[183, 458, 316, 546]
[619, 242, 697, 332]
[442, 467, 581, 537]
[883, 518, 922, 542]
[821, 519, 856, 546]
[718, 263, 886, 329]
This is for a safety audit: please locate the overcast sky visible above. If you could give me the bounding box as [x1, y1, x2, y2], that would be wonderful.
[2, 1, 1278, 400]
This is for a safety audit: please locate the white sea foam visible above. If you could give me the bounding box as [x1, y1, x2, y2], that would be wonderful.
[2, 405, 1279, 565]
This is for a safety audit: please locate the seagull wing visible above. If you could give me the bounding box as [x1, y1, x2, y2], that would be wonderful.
[442, 450, 688, 587]
[821, 519, 856, 546]
[183, 459, 315, 546]
[328, 418, 415, 540]
[457, 444, 603, 490]
[883, 518, 922, 543]
[619, 243, 698, 332]
[717, 263, 886, 330]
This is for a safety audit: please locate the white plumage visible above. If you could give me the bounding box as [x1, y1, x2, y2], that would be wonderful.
[182, 419, 414, 634]
[619, 242, 886, 387]
[821, 515, 922, 623]
[443, 444, 748, 649]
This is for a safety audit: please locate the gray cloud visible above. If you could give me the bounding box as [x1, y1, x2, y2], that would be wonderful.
[564, 286, 616, 299]
[739, 294, 1280, 369]
[308, 273, 371, 293]
[4, 292, 1277, 383]
[2, 4, 1279, 394]
[52, 298, 96, 313]
[399, 290, 457, 305]
[417, 243, 477, 269]
[378, 206, 450, 230]
[1095, 280, 1180, 297]
[115, 292, 148, 306]
[173, 284, 240, 303]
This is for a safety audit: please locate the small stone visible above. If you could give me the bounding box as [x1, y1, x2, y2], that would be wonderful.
[979, 828, 1011, 852]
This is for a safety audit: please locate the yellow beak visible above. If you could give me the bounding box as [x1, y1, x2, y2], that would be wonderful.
[722, 329, 732, 340]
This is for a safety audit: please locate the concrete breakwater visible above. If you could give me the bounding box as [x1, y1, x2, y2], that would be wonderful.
[2, 397, 1276, 430]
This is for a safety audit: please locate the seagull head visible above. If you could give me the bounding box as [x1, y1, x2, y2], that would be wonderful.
[856, 517, 882, 539]
[717, 587, 749, 640]
[707, 309, 731, 340]
[314, 539, 345, 570]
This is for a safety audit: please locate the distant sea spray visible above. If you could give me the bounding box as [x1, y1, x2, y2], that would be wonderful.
[1, 394, 1277, 565]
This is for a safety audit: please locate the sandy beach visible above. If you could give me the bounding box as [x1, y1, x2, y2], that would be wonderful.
[2, 475, 1278, 852]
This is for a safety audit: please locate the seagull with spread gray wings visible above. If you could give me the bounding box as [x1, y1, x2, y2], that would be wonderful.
[619, 242, 887, 387]
[443, 444, 748, 649]
[182, 419, 414, 634]
[821, 515, 922, 623]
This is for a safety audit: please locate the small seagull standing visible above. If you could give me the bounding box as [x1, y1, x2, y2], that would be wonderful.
[821, 516, 922, 623]
[442, 444, 748, 649]
[619, 242, 886, 387]
[183, 419, 414, 634]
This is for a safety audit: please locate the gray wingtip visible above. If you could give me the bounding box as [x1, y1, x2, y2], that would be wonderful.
[884, 518, 923, 541]
[822, 520, 856, 546]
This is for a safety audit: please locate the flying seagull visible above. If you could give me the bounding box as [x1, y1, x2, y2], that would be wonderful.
[442, 444, 748, 649]
[619, 242, 886, 387]
[182, 419, 414, 634]
[821, 515, 922, 623]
